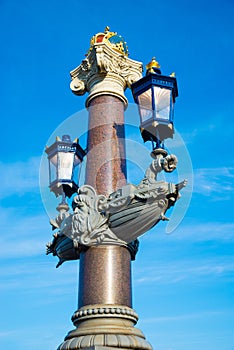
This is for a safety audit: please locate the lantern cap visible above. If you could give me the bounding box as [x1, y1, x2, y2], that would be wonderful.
[146, 57, 161, 75]
[131, 71, 179, 102]
[45, 135, 86, 161]
[61, 134, 71, 142]
[88, 26, 129, 56]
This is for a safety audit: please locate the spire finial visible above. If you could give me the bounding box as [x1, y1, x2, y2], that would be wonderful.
[104, 26, 110, 33]
[146, 57, 161, 75]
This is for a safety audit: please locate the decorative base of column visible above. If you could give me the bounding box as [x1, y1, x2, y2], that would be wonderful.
[57, 305, 152, 350]
[76, 348, 147, 350]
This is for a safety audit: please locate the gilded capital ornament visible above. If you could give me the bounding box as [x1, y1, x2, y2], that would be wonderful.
[70, 42, 143, 107]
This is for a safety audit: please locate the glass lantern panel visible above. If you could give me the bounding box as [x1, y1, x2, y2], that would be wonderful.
[73, 162, 79, 185]
[57, 152, 75, 180]
[49, 158, 57, 183]
[138, 89, 153, 124]
[74, 154, 82, 166]
[50, 153, 58, 166]
[153, 87, 171, 121]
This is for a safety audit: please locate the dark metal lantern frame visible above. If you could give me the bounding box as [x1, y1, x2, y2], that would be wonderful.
[45, 135, 86, 198]
[131, 72, 178, 145]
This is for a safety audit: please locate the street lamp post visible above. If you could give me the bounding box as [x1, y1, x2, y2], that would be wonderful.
[45, 27, 186, 350]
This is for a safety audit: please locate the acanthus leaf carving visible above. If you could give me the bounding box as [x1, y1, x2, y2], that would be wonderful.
[70, 42, 143, 100]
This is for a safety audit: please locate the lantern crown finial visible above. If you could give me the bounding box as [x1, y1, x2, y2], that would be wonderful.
[146, 57, 161, 75]
[61, 134, 71, 142]
[88, 27, 129, 56]
[104, 26, 110, 33]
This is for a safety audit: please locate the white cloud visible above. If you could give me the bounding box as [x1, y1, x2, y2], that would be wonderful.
[0, 330, 19, 338]
[0, 260, 78, 292]
[0, 156, 41, 198]
[179, 117, 231, 145]
[134, 257, 234, 285]
[193, 167, 234, 199]
[140, 310, 229, 323]
[0, 206, 78, 297]
[171, 221, 234, 242]
[142, 219, 234, 243]
[0, 325, 70, 349]
[0, 204, 51, 259]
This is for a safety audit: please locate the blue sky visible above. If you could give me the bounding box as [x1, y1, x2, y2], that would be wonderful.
[1, 0, 234, 349]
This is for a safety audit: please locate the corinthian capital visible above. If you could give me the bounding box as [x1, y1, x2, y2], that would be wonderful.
[70, 42, 143, 107]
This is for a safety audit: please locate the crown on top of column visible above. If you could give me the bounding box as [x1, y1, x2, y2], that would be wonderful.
[70, 27, 143, 107]
[88, 26, 129, 57]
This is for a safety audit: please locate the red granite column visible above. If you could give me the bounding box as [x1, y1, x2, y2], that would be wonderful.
[78, 94, 132, 309]
[85, 95, 127, 196]
[78, 245, 132, 308]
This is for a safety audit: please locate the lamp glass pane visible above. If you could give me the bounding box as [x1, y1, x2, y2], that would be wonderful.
[153, 87, 171, 120]
[74, 154, 82, 166]
[49, 158, 57, 183]
[50, 154, 58, 166]
[138, 89, 153, 124]
[57, 152, 75, 180]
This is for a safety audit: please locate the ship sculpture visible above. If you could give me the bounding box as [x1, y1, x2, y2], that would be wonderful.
[46, 149, 187, 267]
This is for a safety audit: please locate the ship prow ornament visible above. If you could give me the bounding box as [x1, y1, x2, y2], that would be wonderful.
[47, 148, 187, 266]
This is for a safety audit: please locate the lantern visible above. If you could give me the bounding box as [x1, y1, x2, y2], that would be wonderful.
[131, 58, 178, 148]
[45, 135, 86, 198]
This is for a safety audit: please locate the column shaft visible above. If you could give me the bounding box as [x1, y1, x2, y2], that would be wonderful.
[78, 245, 132, 308]
[85, 95, 127, 196]
[79, 94, 131, 309]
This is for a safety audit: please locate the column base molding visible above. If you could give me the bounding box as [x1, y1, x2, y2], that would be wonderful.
[74, 347, 147, 350]
[57, 305, 152, 350]
[78, 347, 148, 350]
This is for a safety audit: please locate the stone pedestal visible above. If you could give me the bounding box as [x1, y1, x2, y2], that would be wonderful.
[58, 316, 152, 350]
[58, 312, 152, 350]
